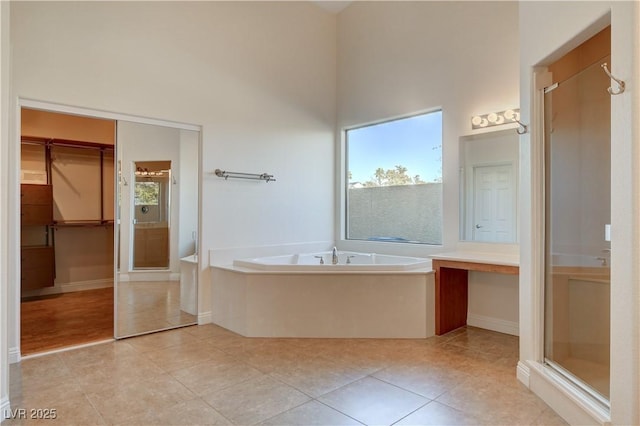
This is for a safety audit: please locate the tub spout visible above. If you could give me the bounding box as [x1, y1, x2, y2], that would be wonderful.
[332, 247, 338, 265]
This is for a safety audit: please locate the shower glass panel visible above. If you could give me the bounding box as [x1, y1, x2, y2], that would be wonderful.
[544, 57, 611, 403]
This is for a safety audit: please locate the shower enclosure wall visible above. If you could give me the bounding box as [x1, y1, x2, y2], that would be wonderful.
[543, 46, 611, 404]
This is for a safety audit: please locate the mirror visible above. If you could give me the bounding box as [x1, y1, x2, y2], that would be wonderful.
[133, 161, 171, 269]
[459, 129, 519, 243]
[115, 122, 199, 338]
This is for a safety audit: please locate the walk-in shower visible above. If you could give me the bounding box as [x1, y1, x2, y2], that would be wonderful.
[543, 42, 611, 404]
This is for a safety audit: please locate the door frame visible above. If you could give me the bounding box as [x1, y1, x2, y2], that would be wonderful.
[10, 98, 201, 362]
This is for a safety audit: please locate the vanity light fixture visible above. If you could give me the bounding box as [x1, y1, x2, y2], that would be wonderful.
[471, 108, 520, 130]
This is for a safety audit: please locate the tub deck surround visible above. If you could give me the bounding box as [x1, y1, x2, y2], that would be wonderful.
[429, 251, 520, 336]
[210, 249, 434, 338]
[232, 251, 432, 273]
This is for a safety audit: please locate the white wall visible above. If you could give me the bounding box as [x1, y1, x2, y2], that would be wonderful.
[336, 1, 519, 255]
[7, 1, 336, 356]
[519, 2, 639, 424]
[0, 0, 10, 418]
[336, 1, 520, 331]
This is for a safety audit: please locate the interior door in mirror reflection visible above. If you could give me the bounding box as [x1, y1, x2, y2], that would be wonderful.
[472, 164, 515, 242]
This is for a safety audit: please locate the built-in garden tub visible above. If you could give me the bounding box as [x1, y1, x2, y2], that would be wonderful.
[210, 251, 435, 338]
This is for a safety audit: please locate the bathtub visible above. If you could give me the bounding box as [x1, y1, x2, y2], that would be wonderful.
[211, 250, 435, 338]
[233, 251, 432, 272]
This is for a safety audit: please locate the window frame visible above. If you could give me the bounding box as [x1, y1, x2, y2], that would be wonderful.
[342, 109, 444, 246]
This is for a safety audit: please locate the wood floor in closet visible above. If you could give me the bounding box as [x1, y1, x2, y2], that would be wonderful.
[21, 287, 114, 356]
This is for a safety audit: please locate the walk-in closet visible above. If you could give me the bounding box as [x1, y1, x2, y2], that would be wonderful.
[20, 108, 116, 355]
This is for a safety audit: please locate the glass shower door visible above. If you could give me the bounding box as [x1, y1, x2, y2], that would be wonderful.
[543, 57, 611, 403]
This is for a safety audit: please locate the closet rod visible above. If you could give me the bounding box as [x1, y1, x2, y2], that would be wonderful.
[21, 136, 115, 151]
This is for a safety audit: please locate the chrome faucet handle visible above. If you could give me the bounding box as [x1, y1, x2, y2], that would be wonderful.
[346, 255, 356, 264]
[314, 255, 324, 265]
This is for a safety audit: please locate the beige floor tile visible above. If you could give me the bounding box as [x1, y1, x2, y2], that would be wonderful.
[115, 398, 231, 426]
[10, 355, 71, 392]
[260, 400, 362, 425]
[318, 376, 429, 426]
[435, 374, 548, 425]
[70, 354, 166, 394]
[531, 407, 569, 425]
[8, 326, 570, 426]
[142, 341, 228, 372]
[19, 395, 105, 426]
[58, 341, 138, 370]
[171, 358, 264, 395]
[271, 356, 367, 397]
[86, 373, 195, 424]
[9, 379, 84, 412]
[395, 401, 481, 425]
[202, 374, 311, 425]
[372, 363, 470, 400]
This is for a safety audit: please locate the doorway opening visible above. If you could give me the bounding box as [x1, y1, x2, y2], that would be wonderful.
[20, 108, 116, 355]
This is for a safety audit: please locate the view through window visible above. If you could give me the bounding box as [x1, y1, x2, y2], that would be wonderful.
[346, 110, 443, 244]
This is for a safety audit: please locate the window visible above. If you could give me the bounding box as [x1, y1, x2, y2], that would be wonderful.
[345, 110, 443, 244]
[134, 182, 160, 206]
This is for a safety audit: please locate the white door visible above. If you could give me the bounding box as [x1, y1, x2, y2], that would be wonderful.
[473, 164, 515, 242]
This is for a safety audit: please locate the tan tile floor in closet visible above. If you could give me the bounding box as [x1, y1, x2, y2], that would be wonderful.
[6, 325, 567, 425]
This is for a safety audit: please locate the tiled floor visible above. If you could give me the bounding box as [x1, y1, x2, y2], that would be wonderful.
[6, 325, 567, 425]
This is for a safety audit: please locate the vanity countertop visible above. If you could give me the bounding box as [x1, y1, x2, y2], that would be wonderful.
[430, 251, 519, 267]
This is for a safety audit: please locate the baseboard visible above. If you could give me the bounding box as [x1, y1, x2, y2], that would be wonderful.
[517, 360, 530, 387]
[22, 279, 113, 298]
[8, 347, 20, 364]
[122, 271, 179, 282]
[1, 396, 11, 420]
[528, 360, 610, 425]
[198, 311, 212, 325]
[467, 313, 519, 336]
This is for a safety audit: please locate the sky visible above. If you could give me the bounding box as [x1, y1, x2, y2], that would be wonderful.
[346, 110, 443, 184]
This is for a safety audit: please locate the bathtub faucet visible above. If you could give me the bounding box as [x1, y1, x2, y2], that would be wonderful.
[332, 247, 339, 265]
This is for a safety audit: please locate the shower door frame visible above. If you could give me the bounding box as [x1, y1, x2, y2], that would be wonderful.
[541, 58, 612, 408]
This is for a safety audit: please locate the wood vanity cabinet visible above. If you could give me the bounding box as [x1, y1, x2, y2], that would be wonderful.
[20, 184, 55, 290]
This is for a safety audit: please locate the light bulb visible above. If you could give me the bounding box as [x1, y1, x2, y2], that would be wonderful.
[504, 109, 515, 120]
[487, 113, 498, 123]
[471, 116, 482, 126]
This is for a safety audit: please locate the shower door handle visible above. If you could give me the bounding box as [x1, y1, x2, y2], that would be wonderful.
[475, 224, 483, 229]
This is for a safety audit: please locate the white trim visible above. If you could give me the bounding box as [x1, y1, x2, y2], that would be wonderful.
[517, 361, 531, 387]
[18, 98, 200, 132]
[528, 360, 611, 426]
[1, 396, 11, 420]
[8, 347, 19, 364]
[197, 311, 212, 325]
[118, 271, 179, 282]
[467, 313, 519, 336]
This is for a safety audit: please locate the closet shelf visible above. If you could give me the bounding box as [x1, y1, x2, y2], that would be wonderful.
[53, 220, 114, 228]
